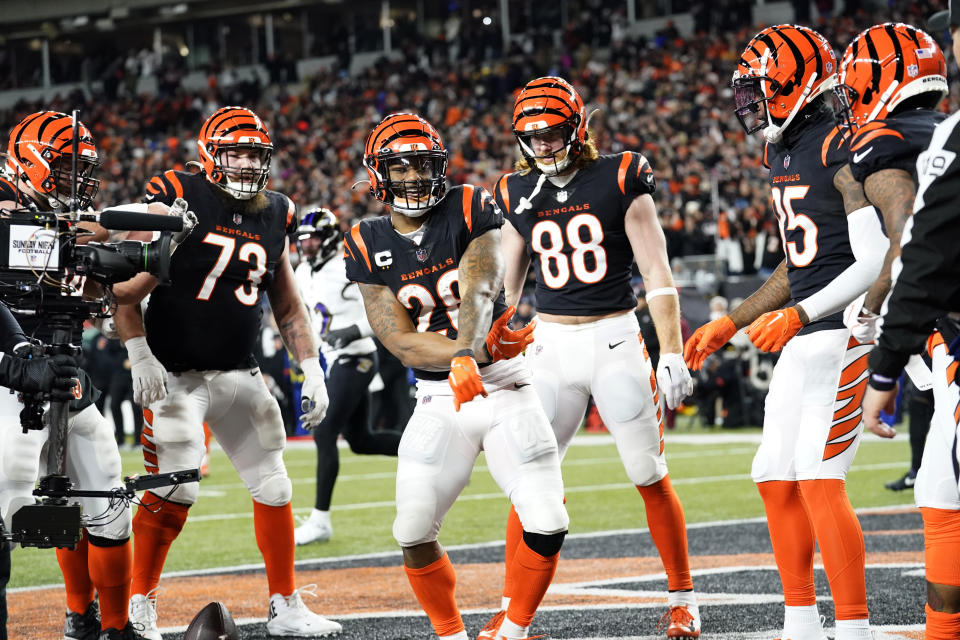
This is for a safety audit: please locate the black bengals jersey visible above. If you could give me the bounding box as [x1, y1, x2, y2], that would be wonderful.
[0, 177, 99, 410]
[849, 109, 947, 184]
[763, 111, 854, 332]
[141, 170, 297, 372]
[343, 184, 507, 381]
[495, 152, 655, 316]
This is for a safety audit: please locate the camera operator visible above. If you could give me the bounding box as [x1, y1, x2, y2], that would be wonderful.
[0, 298, 79, 640]
[0, 111, 150, 640]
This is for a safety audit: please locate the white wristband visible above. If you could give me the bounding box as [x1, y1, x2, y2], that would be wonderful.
[301, 356, 323, 377]
[124, 336, 153, 363]
[645, 287, 679, 302]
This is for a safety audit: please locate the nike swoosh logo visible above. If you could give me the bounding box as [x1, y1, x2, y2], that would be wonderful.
[608, 340, 625, 349]
[513, 382, 530, 389]
[853, 147, 874, 163]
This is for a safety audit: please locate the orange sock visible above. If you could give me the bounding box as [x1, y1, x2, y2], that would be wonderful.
[404, 553, 464, 636]
[131, 492, 190, 594]
[505, 538, 560, 627]
[88, 539, 132, 631]
[203, 422, 212, 453]
[502, 506, 523, 601]
[799, 479, 867, 620]
[56, 533, 94, 614]
[253, 500, 295, 597]
[637, 476, 693, 591]
[926, 604, 960, 640]
[922, 507, 960, 585]
[756, 480, 816, 606]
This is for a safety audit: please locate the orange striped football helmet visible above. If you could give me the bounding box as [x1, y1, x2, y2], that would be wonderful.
[512, 76, 586, 175]
[733, 25, 837, 143]
[197, 106, 273, 200]
[363, 113, 448, 216]
[834, 23, 947, 132]
[5, 111, 100, 211]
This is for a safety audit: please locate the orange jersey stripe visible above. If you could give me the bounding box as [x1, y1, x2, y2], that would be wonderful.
[617, 152, 633, 195]
[850, 128, 904, 152]
[285, 196, 296, 229]
[927, 331, 945, 358]
[350, 224, 372, 272]
[496, 175, 510, 214]
[146, 177, 165, 195]
[821, 126, 841, 167]
[461, 184, 475, 233]
[164, 170, 184, 199]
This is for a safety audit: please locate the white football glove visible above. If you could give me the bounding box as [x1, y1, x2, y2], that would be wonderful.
[125, 336, 168, 407]
[656, 352, 694, 410]
[842, 294, 882, 344]
[299, 357, 329, 429]
[169, 197, 198, 255]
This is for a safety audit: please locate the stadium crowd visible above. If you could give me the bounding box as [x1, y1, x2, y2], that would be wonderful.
[0, 2, 950, 278]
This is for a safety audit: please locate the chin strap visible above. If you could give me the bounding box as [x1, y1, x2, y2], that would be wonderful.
[514, 172, 547, 215]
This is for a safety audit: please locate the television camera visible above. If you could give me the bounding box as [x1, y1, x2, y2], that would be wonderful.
[0, 111, 199, 548]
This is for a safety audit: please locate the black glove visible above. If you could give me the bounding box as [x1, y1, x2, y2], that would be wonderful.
[0, 353, 79, 402]
[322, 325, 362, 350]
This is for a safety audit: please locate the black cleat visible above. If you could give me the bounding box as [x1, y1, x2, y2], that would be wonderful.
[885, 470, 916, 491]
[98, 621, 149, 640]
[65, 600, 101, 640]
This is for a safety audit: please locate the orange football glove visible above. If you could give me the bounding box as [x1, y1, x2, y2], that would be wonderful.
[745, 307, 803, 352]
[448, 351, 488, 411]
[683, 315, 737, 370]
[486, 306, 536, 362]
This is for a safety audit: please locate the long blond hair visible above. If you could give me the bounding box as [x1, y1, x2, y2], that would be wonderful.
[514, 130, 599, 175]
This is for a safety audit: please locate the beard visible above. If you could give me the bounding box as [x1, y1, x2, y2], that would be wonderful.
[210, 181, 270, 215]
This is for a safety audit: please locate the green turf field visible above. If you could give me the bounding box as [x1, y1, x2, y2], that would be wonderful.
[10, 429, 915, 589]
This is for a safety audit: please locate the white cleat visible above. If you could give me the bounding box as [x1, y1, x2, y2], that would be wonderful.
[294, 512, 333, 545]
[128, 590, 162, 640]
[266, 586, 341, 637]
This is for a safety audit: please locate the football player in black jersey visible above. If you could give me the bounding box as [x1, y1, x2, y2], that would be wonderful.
[344, 113, 568, 640]
[0, 110, 167, 640]
[492, 76, 699, 639]
[110, 107, 340, 639]
[852, 19, 960, 640]
[684, 25, 890, 640]
[835, 23, 948, 348]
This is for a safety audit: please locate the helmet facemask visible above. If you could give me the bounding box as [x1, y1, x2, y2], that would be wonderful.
[370, 151, 447, 218]
[209, 143, 272, 200]
[732, 73, 779, 136]
[296, 209, 342, 269]
[516, 122, 580, 176]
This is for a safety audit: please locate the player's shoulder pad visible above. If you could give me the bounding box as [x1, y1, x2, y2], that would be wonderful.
[849, 118, 906, 160]
[342, 218, 375, 273]
[448, 183, 500, 234]
[494, 172, 515, 215]
[144, 169, 193, 202]
[609, 150, 656, 195]
[264, 189, 298, 233]
[819, 125, 847, 168]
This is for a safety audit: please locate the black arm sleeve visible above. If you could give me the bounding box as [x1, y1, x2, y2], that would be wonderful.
[870, 119, 960, 378]
[0, 304, 27, 354]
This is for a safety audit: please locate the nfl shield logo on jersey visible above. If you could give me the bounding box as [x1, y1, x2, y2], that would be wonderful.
[783, 155, 790, 169]
[233, 213, 243, 225]
[416, 247, 428, 262]
[556, 190, 568, 203]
